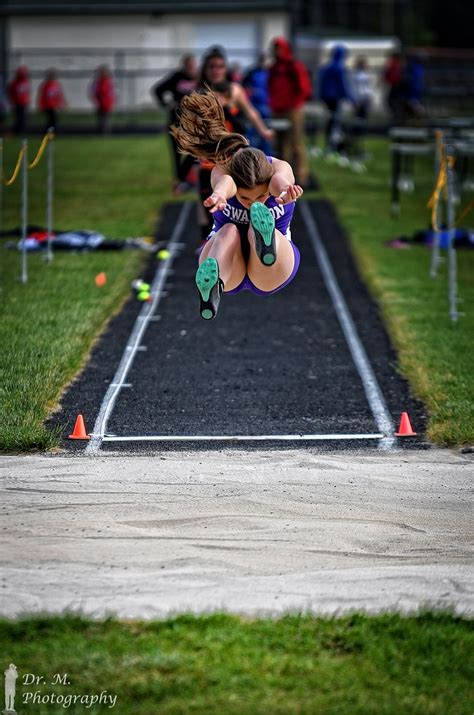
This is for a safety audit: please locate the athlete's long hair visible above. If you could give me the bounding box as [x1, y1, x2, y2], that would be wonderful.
[170, 89, 274, 189]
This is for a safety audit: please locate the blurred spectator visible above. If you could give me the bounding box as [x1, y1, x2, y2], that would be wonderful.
[242, 53, 272, 154]
[318, 45, 354, 154]
[0, 78, 7, 133]
[352, 57, 373, 120]
[351, 57, 374, 158]
[382, 51, 402, 122]
[90, 66, 115, 134]
[268, 37, 312, 187]
[229, 61, 243, 84]
[8, 66, 30, 134]
[153, 53, 198, 194]
[199, 47, 272, 141]
[399, 54, 425, 123]
[196, 47, 274, 240]
[37, 69, 67, 132]
[206, 46, 228, 70]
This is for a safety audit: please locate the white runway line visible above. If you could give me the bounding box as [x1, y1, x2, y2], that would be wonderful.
[299, 202, 396, 450]
[102, 433, 385, 442]
[86, 202, 191, 454]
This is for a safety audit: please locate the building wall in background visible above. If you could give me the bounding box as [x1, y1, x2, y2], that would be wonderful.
[9, 12, 288, 110]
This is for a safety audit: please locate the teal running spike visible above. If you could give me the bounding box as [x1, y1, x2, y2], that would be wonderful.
[250, 202, 276, 266]
[195, 257, 223, 320]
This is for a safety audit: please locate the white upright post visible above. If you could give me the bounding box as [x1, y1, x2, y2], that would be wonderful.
[430, 131, 443, 279]
[20, 139, 28, 284]
[46, 128, 54, 263]
[0, 138, 3, 237]
[445, 149, 458, 323]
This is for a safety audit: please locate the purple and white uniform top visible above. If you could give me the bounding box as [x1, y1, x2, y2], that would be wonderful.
[207, 155, 295, 240]
[209, 195, 295, 241]
[201, 155, 300, 297]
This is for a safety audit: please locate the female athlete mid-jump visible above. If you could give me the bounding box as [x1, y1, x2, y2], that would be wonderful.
[172, 90, 303, 320]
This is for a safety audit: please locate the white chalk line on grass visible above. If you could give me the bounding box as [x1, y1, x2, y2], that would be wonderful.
[102, 433, 385, 443]
[299, 202, 396, 450]
[86, 202, 191, 454]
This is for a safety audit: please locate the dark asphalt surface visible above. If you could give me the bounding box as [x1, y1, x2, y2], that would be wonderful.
[49, 200, 427, 453]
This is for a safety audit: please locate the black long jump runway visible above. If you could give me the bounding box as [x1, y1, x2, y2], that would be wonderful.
[50, 200, 427, 452]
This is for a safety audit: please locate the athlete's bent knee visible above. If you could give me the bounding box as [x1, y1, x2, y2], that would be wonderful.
[216, 223, 240, 244]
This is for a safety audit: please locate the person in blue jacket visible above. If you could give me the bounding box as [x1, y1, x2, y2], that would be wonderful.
[318, 45, 354, 153]
[399, 54, 425, 122]
[242, 53, 272, 155]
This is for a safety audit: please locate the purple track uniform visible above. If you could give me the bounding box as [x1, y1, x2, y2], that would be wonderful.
[209, 194, 295, 240]
[204, 158, 300, 295]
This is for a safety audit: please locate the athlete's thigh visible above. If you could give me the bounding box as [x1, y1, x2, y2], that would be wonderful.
[199, 224, 246, 291]
[246, 228, 296, 291]
[198, 234, 217, 264]
[199, 223, 240, 263]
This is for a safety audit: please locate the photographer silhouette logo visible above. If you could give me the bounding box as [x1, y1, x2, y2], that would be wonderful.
[4, 664, 18, 714]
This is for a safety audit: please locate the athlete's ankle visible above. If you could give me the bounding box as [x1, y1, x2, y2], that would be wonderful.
[195, 258, 223, 320]
[250, 203, 277, 266]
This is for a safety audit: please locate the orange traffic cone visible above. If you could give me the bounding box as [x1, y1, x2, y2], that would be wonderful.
[395, 412, 417, 436]
[95, 272, 107, 287]
[68, 414, 90, 440]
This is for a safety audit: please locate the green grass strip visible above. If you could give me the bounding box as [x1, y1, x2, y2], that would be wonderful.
[0, 136, 177, 451]
[311, 139, 474, 446]
[0, 611, 472, 714]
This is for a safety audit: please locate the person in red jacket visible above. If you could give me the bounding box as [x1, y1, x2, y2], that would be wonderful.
[37, 69, 67, 132]
[90, 66, 115, 134]
[268, 37, 312, 187]
[8, 65, 30, 134]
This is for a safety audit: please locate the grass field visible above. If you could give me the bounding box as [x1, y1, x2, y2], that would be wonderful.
[1, 611, 472, 714]
[24, 108, 169, 130]
[0, 136, 175, 451]
[311, 140, 474, 446]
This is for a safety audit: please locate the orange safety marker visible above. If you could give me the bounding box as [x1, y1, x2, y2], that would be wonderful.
[95, 272, 107, 287]
[395, 412, 417, 437]
[68, 414, 90, 440]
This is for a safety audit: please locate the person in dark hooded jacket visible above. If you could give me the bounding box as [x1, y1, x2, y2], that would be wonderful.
[268, 37, 312, 187]
[318, 45, 354, 153]
[153, 54, 198, 194]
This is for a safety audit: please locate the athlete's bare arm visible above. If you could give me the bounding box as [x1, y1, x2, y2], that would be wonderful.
[203, 166, 238, 213]
[269, 158, 304, 205]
